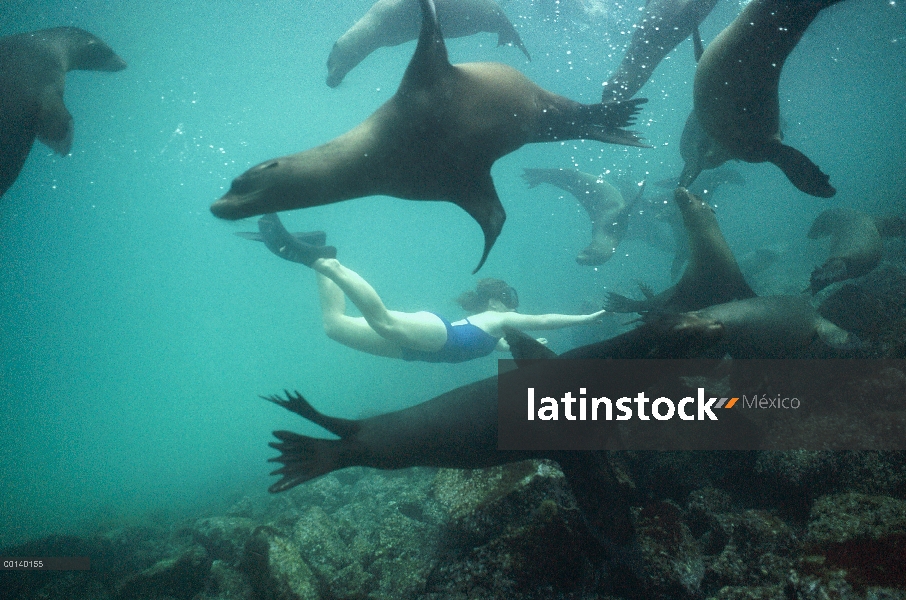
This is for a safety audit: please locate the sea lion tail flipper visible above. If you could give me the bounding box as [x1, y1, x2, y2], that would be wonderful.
[401, 0, 450, 88]
[503, 326, 558, 362]
[637, 282, 656, 300]
[496, 18, 531, 61]
[262, 390, 360, 439]
[541, 98, 649, 148]
[456, 177, 506, 273]
[267, 430, 347, 492]
[770, 143, 835, 198]
[263, 390, 362, 493]
[577, 98, 650, 148]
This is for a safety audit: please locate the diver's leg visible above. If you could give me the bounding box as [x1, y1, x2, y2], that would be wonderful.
[316, 273, 403, 357]
[313, 258, 447, 351]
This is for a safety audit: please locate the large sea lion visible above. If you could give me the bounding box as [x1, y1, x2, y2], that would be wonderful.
[0, 27, 126, 198]
[262, 316, 724, 493]
[605, 187, 754, 314]
[326, 0, 530, 87]
[807, 207, 882, 294]
[211, 0, 648, 273]
[692, 0, 844, 198]
[601, 0, 720, 102]
[522, 167, 643, 266]
[670, 295, 857, 358]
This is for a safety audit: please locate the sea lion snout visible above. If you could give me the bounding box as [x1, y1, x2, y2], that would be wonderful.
[212, 161, 287, 219]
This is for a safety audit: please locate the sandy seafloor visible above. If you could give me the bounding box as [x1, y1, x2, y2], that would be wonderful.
[0, 0, 904, 569]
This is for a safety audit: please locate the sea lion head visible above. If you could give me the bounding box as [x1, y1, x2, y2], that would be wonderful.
[211, 158, 295, 220]
[51, 27, 127, 72]
[674, 186, 715, 223]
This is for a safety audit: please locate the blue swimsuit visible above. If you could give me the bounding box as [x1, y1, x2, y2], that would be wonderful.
[400, 313, 500, 363]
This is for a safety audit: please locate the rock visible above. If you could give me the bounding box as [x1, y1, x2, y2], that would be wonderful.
[426, 460, 602, 598]
[192, 516, 256, 566]
[802, 492, 906, 590]
[240, 527, 318, 600]
[114, 544, 212, 599]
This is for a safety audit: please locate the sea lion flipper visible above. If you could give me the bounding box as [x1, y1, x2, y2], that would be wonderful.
[262, 390, 359, 439]
[770, 143, 835, 198]
[456, 176, 506, 273]
[503, 326, 558, 362]
[35, 89, 73, 156]
[692, 26, 704, 62]
[678, 162, 702, 189]
[399, 0, 450, 90]
[495, 18, 531, 61]
[0, 100, 40, 196]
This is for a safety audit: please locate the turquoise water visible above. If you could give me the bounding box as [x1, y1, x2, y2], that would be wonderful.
[1, 0, 904, 547]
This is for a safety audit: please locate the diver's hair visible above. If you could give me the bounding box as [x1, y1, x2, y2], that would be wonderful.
[456, 278, 519, 313]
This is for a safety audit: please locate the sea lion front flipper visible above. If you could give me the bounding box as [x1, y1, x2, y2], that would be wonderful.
[678, 161, 702, 189]
[0, 99, 40, 197]
[769, 142, 835, 198]
[692, 26, 704, 62]
[399, 0, 451, 90]
[503, 326, 558, 362]
[455, 174, 506, 273]
[35, 89, 74, 156]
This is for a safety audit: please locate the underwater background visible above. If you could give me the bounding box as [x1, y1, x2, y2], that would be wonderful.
[0, 0, 904, 555]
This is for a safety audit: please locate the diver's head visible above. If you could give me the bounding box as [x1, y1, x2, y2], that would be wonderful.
[457, 278, 519, 313]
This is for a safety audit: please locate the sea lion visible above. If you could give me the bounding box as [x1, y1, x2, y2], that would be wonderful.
[0, 27, 126, 198]
[693, 0, 844, 198]
[326, 0, 530, 87]
[522, 167, 643, 266]
[262, 317, 724, 493]
[211, 0, 648, 273]
[652, 168, 746, 279]
[807, 207, 882, 294]
[605, 187, 755, 314]
[670, 295, 857, 358]
[601, 0, 720, 102]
